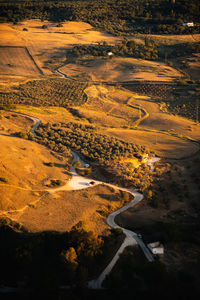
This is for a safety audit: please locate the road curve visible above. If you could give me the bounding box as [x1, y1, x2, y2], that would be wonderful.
[88, 189, 154, 289]
[12, 111, 157, 289]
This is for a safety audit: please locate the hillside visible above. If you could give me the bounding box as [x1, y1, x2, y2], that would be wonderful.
[0, 1, 200, 295]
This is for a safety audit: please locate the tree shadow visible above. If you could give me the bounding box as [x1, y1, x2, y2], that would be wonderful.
[43, 162, 67, 168]
[97, 193, 118, 201]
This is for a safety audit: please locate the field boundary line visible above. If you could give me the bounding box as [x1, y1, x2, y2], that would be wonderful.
[127, 97, 149, 127]
[25, 47, 44, 75]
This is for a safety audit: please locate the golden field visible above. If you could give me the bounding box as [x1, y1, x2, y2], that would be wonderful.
[0, 112, 124, 234]
[0, 20, 120, 79]
[104, 129, 199, 159]
[0, 112, 71, 211]
[13, 184, 123, 234]
[0, 19, 200, 235]
[59, 56, 183, 82]
[0, 46, 42, 76]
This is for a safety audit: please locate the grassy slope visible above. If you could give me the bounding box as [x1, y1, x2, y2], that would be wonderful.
[83, 85, 200, 159]
[0, 20, 200, 235]
[0, 20, 120, 82]
[0, 112, 71, 211]
[59, 56, 182, 82]
[16, 184, 123, 234]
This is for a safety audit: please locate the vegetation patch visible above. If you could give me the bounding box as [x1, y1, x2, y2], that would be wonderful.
[0, 0, 199, 36]
[0, 78, 88, 108]
[47, 179, 63, 188]
[159, 42, 200, 59]
[68, 38, 159, 60]
[164, 85, 200, 122]
[0, 177, 8, 183]
[33, 122, 149, 186]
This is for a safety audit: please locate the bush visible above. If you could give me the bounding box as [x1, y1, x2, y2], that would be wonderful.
[73, 160, 81, 168]
[84, 168, 91, 176]
[149, 198, 158, 208]
[13, 131, 28, 139]
[0, 218, 11, 227]
[0, 177, 8, 183]
[98, 210, 108, 217]
[46, 162, 55, 167]
[111, 228, 123, 236]
[48, 179, 63, 187]
[120, 191, 129, 203]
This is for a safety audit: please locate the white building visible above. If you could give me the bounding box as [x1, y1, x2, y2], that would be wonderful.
[182, 22, 194, 27]
[107, 52, 113, 56]
[147, 241, 164, 255]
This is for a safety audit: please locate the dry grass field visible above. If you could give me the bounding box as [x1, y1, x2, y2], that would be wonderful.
[104, 129, 199, 159]
[59, 56, 182, 82]
[75, 85, 139, 127]
[82, 85, 200, 158]
[0, 133, 71, 210]
[125, 94, 200, 141]
[130, 34, 200, 46]
[0, 19, 199, 235]
[0, 112, 71, 211]
[0, 46, 42, 76]
[10, 80, 200, 160]
[0, 20, 120, 79]
[13, 184, 123, 234]
[13, 105, 77, 124]
[0, 111, 125, 234]
[0, 111, 33, 132]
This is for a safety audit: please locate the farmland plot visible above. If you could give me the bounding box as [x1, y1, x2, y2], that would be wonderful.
[0, 46, 42, 76]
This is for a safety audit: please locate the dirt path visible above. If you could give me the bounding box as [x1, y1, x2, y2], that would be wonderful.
[1, 111, 158, 290]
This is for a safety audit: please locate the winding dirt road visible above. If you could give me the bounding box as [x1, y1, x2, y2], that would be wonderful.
[2, 111, 158, 289]
[28, 113, 158, 288]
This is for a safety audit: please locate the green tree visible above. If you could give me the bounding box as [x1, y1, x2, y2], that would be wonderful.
[147, 189, 153, 200]
[62, 247, 78, 266]
[73, 160, 81, 168]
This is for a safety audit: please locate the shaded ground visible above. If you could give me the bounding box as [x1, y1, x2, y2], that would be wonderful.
[115, 152, 200, 281]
